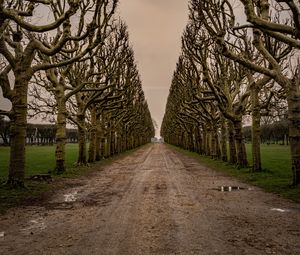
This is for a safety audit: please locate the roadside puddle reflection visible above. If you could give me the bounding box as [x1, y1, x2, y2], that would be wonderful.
[64, 191, 78, 202]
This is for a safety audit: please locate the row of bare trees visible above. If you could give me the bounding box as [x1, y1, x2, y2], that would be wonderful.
[0, 0, 154, 187]
[161, 0, 300, 185]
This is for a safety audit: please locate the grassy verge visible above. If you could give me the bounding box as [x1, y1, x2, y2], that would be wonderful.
[0, 144, 79, 178]
[0, 144, 144, 214]
[169, 144, 300, 203]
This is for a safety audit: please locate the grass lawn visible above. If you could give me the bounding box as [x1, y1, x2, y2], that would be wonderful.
[0, 144, 78, 178]
[170, 143, 300, 203]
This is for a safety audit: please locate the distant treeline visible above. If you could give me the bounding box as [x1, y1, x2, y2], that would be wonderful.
[0, 120, 77, 146]
[243, 119, 289, 145]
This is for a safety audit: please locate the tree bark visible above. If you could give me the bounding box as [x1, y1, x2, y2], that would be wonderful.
[234, 120, 248, 167]
[7, 77, 28, 187]
[202, 126, 207, 155]
[54, 87, 67, 174]
[95, 115, 102, 161]
[228, 121, 237, 164]
[77, 114, 87, 165]
[220, 117, 228, 162]
[251, 86, 262, 171]
[88, 106, 97, 163]
[287, 81, 300, 185]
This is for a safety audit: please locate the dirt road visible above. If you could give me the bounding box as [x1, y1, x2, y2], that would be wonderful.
[1, 144, 300, 254]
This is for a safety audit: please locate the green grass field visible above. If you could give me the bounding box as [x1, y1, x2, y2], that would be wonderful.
[0, 144, 83, 214]
[0, 144, 78, 178]
[170, 144, 300, 203]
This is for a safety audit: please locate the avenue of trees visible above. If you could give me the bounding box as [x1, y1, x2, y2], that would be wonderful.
[161, 0, 300, 185]
[0, 0, 154, 187]
[0, 117, 78, 145]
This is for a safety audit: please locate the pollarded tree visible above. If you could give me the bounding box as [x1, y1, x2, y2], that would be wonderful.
[0, 0, 117, 186]
[69, 21, 133, 164]
[240, 0, 300, 48]
[193, 0, 300, 184]
[86, 22, 135, 161]
[25, 1, 118, 172]
[182, 21, 251, 167]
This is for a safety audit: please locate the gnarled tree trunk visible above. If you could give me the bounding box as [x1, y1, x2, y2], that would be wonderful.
[228, 121, 237, 164]
[7, 76, 29, 187]
[54, 87, 67, 174]
[77, 114, 87, 165]
[88, 106, 97, 163]
[95, 115, 103, 161]
[287, 80, 300, 185]
[233, 120, 248, 167]
[220, 117, 228, 162]
[251, 86, 262, 172]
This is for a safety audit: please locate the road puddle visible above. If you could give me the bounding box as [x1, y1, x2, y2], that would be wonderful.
[21, 218, 46, 234]
[64, 191, 78, 202]
[219, 186, 245, 192]
[271, 208, 290, 213]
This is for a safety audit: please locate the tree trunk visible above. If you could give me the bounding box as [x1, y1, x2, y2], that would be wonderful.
[88, 107, 97, 163]
[211, 129, 217, 158]
[100, 137, 106, 158]
[287, 82, 300, 185]
[54, 88, 67, 174]
[95, 124, 102, 161]
[202, 126, 207, 155]
[106, 126, 111, 157]
[207, 130, 211, 156]
[215, 130, 221, 159]
[228, 121, 237, 164]
[188, 131, 193, 151]
[234, 120, 248, 167]
[7, 77, 28, 187]
[220, 117, 228, 162]
[251, 86, 262, 172]
[77, 114, 87, 164]
[110, 129, 115, 156]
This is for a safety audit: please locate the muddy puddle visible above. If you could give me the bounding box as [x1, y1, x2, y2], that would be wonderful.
[212, 186, 248, 192]
[271, 208, 291, 213]
[64, 191, 78, 202]
[21, 218, 46, 234]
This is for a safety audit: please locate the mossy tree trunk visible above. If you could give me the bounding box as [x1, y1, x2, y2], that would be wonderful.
[220, 117, 228, 162]
[54, 87, 67, 174]
[106, 123, 111, 157]
[7, 74, 30, 187]
[228, 121, 237, 164]
[88, 106, 97, 163]
[77, 114, 87, 165]
[202, 126, 207, 155]
[287, 79, 300, 185]
[95, 115, 103, 161]
[233, 120, 248, 167]
[251, 85, 262, 172]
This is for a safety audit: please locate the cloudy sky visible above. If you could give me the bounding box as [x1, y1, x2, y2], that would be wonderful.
[118, 0, 189, 135]
[0, 1, 189, 135]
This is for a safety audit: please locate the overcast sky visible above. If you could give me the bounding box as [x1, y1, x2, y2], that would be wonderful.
[0, 1, 189, 135]
[118, 0, 189, 136]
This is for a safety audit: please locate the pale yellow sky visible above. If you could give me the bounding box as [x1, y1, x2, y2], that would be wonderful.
[118, 0, 189, 134]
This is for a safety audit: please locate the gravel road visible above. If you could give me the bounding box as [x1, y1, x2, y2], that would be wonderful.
[1, 144, 300, 255]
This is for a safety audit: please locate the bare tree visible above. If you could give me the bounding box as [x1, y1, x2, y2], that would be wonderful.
[190, 0, 300, 185]
[0, 0, 118, 186]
